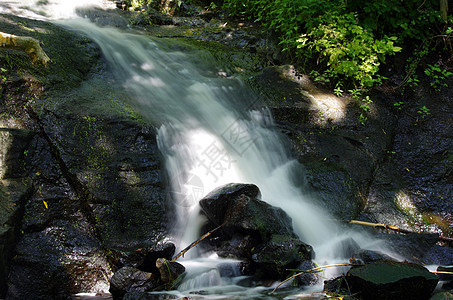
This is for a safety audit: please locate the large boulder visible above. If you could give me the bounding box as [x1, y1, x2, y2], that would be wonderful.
[330, 261, 439, 299]
[199, 183, 314, 280]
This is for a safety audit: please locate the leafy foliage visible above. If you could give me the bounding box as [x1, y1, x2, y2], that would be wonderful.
[223, 0, 445, 90]
[297, 11, 400, 87]
[424, 63, 453, 92]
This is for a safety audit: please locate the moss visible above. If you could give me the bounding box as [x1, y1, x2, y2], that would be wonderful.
[163, 31, 268, 76]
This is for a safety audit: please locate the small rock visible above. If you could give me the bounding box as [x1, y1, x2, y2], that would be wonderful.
[295, 260, 319, 286]
[156, 258, 185, 284]
[110, 266, 157, 299]
[352, 249, 396, 264]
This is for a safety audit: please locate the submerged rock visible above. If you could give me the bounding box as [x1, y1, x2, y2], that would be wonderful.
[199, 183, 314, 281]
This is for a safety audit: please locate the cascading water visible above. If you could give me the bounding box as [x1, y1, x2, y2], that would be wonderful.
[3, 1, 391, 297]
[62, 18, 389, 295]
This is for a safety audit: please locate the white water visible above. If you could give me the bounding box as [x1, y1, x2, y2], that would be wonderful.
[3, 1, 390, 297]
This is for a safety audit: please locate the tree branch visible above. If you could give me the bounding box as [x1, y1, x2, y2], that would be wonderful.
[349, 220, 453, 244]
[0, 31, 50, 66]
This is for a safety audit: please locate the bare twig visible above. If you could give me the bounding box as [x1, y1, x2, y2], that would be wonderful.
[349, 220, 453, 244]
[172, 224, 223, 261]
[271, 264, 351, 293]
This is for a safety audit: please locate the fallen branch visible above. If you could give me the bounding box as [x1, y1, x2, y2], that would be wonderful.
[271, 264, 351, 293]
[172, 224, 223, 261]
[0, 31, 50, 66]
[349, 220, 453, 244]
[431, 271, 453, 275]
[273, 263, 453, 294]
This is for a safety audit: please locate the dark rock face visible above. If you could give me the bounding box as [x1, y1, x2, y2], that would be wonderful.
[334, 261, 439, 300]
[37, 111, 168, 249]
[0, 129, 34, 296]
[251, 65, 389, 221]
[199, 183, 314, 280]
[4, 112, 170, 298]
[0, 14, 169, 299]
[251, 64, 453, 240]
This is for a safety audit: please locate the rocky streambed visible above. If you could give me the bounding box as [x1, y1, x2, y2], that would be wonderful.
[0, 2, 452, 299]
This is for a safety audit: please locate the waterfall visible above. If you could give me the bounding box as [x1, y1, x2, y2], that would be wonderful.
[3, 1, 390, 296]
[60, 17, 342, 249]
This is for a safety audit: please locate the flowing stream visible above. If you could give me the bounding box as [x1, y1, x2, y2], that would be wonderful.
[2, 1, 391, 298]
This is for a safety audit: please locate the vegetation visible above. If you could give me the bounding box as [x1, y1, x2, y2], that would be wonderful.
[222, 0, 450, 92]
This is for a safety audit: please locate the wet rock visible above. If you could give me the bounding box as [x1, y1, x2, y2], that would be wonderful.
[251, 65, 393, 221]
[199, 183, 313, 280]
[119, 242, 176, 273]
[0, 128, 35, 297]
[357, 83, 453, 235]
[324, 276, 348, 295]
[199, 183, 260, 226]
[345, 261, 438, 299]
[0, 178, 31, 297]
[430, 291, 453, 300]
[131, 8, 174, 26]
[1, 13, 169, 299]
[4, 112, 168, 298]
[352, 249, 395, 264]
[252, 234, 313, 279]
[0, 128, 34, 179]
[217, 262, 240, 278]
[110, 266, 157, 299]
[335, 237, 361, 259]
[200, 184, 295, 241]
[38, 111, 168, 249]
[375, 232, 440, 264]
[294, 260, 319, 286]
[442, 280, 453, 291]
[155, 258, 185, 284]
[422, 245, 453, 266]
[7, 222, 112, 300]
